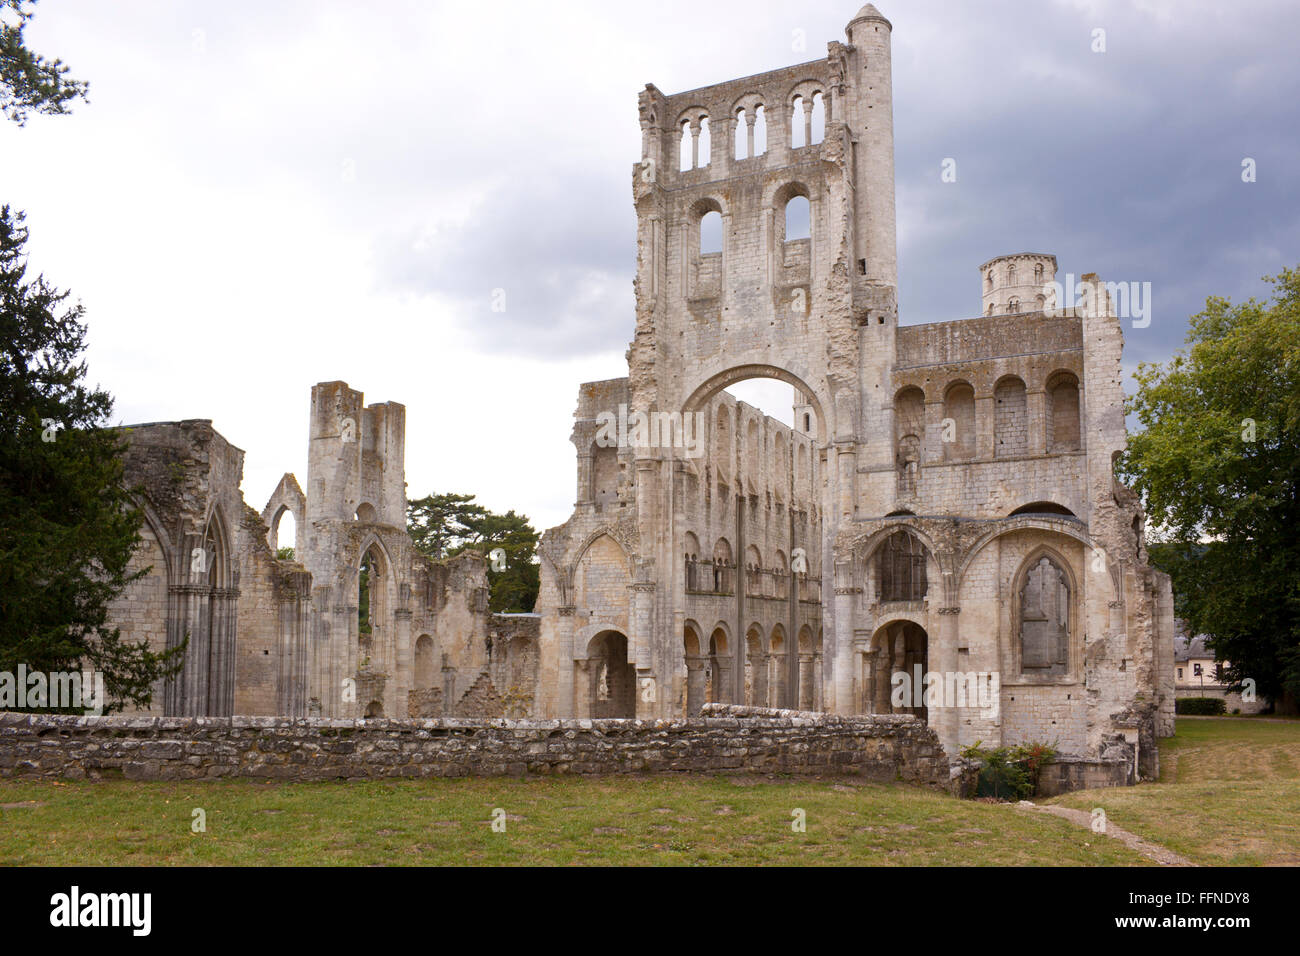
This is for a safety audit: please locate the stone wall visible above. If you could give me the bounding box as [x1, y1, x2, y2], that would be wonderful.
[0, 705, 949, 787]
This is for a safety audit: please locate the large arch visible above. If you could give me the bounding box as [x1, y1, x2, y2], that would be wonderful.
[681, 364, 829, 447]
[586, 630, 636, 718]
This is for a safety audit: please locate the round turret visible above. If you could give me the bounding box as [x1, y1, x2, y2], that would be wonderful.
[979, 253, 1057, 316]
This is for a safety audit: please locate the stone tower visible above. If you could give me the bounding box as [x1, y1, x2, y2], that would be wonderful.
[981, 253, 1059, 316]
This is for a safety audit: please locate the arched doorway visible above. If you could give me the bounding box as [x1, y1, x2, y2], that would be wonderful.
[683, 623, 705, 715]
[867, 621, 929, 723]
[706, 627, 731, 704]
[587, 630, 635, 718]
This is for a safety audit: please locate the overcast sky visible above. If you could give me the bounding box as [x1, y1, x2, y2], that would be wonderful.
[2, 0, 1296, 539]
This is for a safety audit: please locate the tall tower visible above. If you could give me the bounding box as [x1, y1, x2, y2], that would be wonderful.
[614, 3, 902, 713]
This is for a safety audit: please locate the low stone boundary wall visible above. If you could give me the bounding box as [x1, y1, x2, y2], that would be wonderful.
[0, 706, 950, 787]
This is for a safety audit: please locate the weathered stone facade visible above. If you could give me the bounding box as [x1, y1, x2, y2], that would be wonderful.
[91, 3, 1174, 787]
[535, 4, 1175, 780]
[104, 383, 540, 721]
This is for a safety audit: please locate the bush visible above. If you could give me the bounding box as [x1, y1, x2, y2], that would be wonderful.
[961, 741, 1058, 800]
[1176, 697, 1227, 715]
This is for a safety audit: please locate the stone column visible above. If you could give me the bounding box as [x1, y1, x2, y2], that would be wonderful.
[1027, 388, 1048, 456]
[393, 606, 412, 719]
[685, 655, 706, 715]
[554, 605, 576, 717]
[936, 606, 962, 754]
[799, 653, 815, 709]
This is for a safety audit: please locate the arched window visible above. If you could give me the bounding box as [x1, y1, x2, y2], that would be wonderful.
[272, 506, 296, 558]
[1034, 263, 1044, 282]
[1048, 372, 1081, 451]
[590, 440, 618, 510]
[699, 209, 722, 254]
[784, 195, 810, 241]
[1007, 265, 1017, 285]
[894, 387, 924, 496]
[712, 537, 733, 594]
[1008, 296, 1020, 313]
[697, 116, 710, 167]
[414, 635, 434, 689]
[809, 92, 825, 144]
[790, 95, 806, 148]
[734, 107, 747, 159]
[679, 119, 691, 172]
[359, 547, 379, 645]
[1019, 555, 1070, 675]
[943, 381, 976, 461]
[877, 530, 928, 601]
[753, 104, 767, 156]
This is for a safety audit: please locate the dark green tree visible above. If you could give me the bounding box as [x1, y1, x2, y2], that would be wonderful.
[407, 492, 539, 613]
[1, 0, 89, 126]
[1121, 268, 1300, 712]
[0, 205, 184, 711]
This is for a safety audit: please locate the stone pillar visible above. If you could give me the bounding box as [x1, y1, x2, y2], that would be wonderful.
[753, 651, 769, 706]
[685, 656, 706, 716]
[715, 654, 734, 703]
[1027, 388, 1048, 456]
[554, 605, 576, 717]
[936, 606, 962, 754]
[333, 600, 355, 718]
[393, 606, 412, 719]
[799, 653, 815, 709]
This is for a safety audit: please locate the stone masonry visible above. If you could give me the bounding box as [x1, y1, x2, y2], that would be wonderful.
[0, 707, 950, 787]
[534, 4, 1175, 782]
[79, 4, 1173, 789]
[103, 384, 540, 723]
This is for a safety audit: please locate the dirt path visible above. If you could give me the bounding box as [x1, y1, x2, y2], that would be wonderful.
[1011, 801, 1197, 866]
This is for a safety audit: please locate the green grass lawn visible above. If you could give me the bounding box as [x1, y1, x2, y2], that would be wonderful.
[3, 717, 1293, 866]
[0, 773, 1145, 866]
[1046, 717, 1300, 866]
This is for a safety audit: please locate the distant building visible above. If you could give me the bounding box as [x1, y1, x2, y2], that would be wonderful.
[1173, 627, 1267, 713]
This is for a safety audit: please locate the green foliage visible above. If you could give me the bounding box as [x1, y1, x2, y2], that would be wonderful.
[407, 492, 539, 613]
[1176, 697, 1227, 716]
[961, 740, 1058, 800]
[0, 1, 88, 126]
[1121, 268, 1300, 710]
[275, 546, 294, 561]
[0, 205, 183, 711]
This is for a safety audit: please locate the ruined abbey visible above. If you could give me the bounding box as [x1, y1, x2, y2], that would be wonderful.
[103, 5, 1176, 777]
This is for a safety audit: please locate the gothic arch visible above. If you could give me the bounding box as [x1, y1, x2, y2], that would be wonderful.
[1010, 544, 1081, 679]
[955, 516, 1094, 584]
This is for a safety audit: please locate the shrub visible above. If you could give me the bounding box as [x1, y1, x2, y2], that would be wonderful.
[1176, 697, 1227, 715]
[960, 741, 1057, 800]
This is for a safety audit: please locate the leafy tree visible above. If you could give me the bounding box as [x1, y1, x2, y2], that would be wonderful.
[1121, 268, 1300, 712]
[407, 492, 485, 558]
[1, 0, 89, 126]
[0, 205, 184, 711]
[407, 492, 539, 613]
